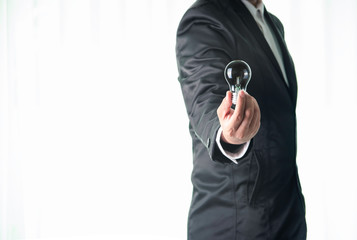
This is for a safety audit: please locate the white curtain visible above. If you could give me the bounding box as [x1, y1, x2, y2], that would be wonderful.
[0, 0, 356, 239]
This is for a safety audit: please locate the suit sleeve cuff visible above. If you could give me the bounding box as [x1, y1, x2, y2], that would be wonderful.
[215, 127, 250, 164]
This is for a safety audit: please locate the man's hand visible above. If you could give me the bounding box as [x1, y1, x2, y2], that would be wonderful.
[217, 91, 261, 145]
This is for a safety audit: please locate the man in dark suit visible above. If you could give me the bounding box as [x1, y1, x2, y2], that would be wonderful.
[176, 0, 307, 239]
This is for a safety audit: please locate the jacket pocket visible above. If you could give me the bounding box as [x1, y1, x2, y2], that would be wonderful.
[247, 150, 263, 205]
[295, 167, 306, 214]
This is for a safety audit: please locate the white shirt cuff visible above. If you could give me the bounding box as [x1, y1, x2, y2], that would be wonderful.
[215, 127, 250, 164]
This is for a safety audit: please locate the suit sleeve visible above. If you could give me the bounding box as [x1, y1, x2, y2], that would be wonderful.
[176, 9, 239, 163]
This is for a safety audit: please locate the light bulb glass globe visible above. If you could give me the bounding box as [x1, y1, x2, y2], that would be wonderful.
[224, 60, 252, 105]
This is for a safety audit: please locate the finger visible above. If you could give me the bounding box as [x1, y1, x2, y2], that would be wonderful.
[249, 101, 261, 136]
[232, 90, 246, 124]
[235, 98, 255, 137]
[243, 95, 255, 125]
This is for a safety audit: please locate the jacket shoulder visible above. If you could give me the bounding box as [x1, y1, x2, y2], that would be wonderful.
[189, 0, 230, 10]
[177, 0, 231, 31]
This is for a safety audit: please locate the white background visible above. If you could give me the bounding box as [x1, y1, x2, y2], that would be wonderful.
[0, 0, 357, 239]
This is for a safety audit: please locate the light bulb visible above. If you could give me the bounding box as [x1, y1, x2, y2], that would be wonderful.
[224, 60, 252, 105]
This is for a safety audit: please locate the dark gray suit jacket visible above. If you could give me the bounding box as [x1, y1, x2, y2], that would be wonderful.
[176, 0, 307, 239]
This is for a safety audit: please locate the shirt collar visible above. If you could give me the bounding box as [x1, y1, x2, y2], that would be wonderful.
[241, 0, 265, 19]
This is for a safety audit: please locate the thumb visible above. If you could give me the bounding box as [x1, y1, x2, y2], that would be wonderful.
[224, 91, 233, 110]
[233, 90, 246, 118]
[217, 91, 232, 117]
[219, 91, 233, 116]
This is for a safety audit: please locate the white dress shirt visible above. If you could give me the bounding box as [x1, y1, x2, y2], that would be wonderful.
[215, 0, 288, 164]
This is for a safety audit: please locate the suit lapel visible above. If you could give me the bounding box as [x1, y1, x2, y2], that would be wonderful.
[264, 9, 298, 106]
[231, 0, 297, 106]
[233, 1, 287, 85]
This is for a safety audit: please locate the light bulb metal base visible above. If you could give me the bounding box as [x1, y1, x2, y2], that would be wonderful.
[231, 85, 241, 107]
